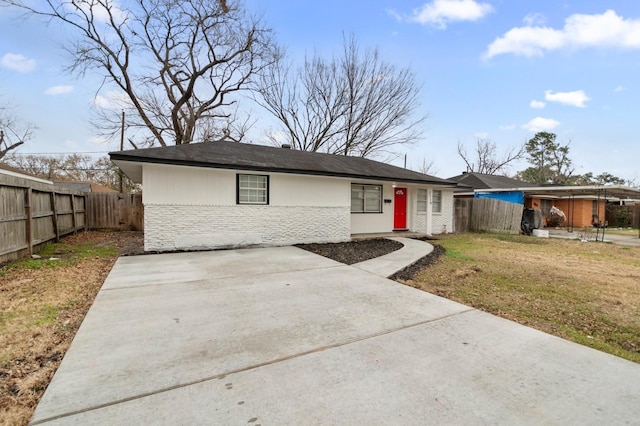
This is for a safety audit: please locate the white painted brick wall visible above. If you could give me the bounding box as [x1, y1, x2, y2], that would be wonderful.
[144, 204, 351, 251]
[413, 213, 427, 233]
[432, 191, 454, 234]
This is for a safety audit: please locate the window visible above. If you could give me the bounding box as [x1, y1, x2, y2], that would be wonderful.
[351, 184, 382, 213]
[237, 174, 269, 204]
[417, 189, 427, 212]
[432, 190, 442, 213]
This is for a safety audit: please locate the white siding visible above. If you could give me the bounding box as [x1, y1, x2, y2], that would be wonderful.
[270, 174, 348, 207]
[143, 164, 236, 205]
[143, 164, 348, 207]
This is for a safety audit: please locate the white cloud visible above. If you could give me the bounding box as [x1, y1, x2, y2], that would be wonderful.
[64, 0, 127, 24]
[530, 100, 546, 109]
[408, 0, 493, 28]
[614, 85, 626, 92]
[44, 85, 74, 95]
[0, 53, 36, 73]
[499, 124, 516, 131]
[484, 10, 640, 59]
[522, 117, 560, 132]
[92, 91, 132, 109]
[523, 13, 546, 27]
[265, 130, 289, 145]
[544, 90, 590, 107]
[90, 136, 110, 146]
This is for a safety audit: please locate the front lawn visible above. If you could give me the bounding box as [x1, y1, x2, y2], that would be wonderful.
[401, 233, 640, 364]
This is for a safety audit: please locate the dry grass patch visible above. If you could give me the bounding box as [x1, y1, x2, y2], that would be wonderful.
[402, 233, 640, 363]
[0, 231, 142, 426]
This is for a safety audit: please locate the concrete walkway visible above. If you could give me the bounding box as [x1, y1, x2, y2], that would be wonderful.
[352, 236, 433, 277]
[31, 239, 640, 425]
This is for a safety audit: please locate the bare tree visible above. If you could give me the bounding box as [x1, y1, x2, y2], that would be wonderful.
[2, 0, 278, 147]
[457, 138, 524, 175]
[5, 154, 61, 179]
[256, 35, 425, 157]
[6, 153, 139, 191]
[0, 103, 33, 160]
[414, 157, 438, 175]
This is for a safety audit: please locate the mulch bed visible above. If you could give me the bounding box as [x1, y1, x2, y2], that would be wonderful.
[295, 238, 403, 265]
[296, 237, 446, 279]
[389, 244, 445, 281]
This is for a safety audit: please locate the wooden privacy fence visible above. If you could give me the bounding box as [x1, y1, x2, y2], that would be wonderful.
[1, 184, 87, 264]
[454, 197, 524, 234]
[86, 193, 143, 231]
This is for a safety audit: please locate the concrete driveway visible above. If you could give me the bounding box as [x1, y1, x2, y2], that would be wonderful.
[32, 239, 640, 425]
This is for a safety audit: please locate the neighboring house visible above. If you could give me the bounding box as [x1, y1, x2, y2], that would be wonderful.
[110, 141, 458, 252]
[448, 172, 640, 228]
[54, 181, 117, 193]
[448, 172, 538, 193]
[0, 163, 55, 189]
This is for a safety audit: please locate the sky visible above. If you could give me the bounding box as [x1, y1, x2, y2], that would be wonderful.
[1, 0, 639, 182]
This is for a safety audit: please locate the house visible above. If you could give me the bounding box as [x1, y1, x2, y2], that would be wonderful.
[109, 142, 459, 251]
[448, 172, 640, 228]
[54, 181, 117, 193]
[448, 172, 537, 193]
[110, 141, 458, 252]
[0, 162, 56, 189]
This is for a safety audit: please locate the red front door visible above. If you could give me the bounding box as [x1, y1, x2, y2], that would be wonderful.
[394, 187, 407, 229]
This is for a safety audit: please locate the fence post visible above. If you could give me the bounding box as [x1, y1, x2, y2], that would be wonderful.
[71, 194, 77, 233]
[25, 188, 33, 256]
[51, 192, 60, 242]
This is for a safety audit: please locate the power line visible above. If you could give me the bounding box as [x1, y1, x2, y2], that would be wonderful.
[11, 151, 110, 155]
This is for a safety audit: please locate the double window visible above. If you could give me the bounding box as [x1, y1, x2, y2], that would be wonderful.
[417, 189, 442, 213]
[351, 184, 382, 213]
[237, 174, 269, 205]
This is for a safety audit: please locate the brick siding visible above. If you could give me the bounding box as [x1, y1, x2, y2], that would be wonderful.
[144, 204, 351, 251]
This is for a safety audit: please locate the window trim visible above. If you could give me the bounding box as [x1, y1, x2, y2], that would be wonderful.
[236, 173, 270, 205]
[432, 190, 442, 214]
[351, 183, 383, 214]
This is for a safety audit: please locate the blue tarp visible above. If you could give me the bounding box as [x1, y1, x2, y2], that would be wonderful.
[475, 191, 525, 205]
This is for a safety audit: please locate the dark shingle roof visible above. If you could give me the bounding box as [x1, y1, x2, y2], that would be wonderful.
[447, 172, 536, 190]
[110, 141, 457, 186]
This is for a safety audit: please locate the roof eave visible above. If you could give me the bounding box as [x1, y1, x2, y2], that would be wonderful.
[109, 154, 457, 187]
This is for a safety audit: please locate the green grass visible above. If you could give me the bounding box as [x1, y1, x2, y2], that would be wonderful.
[1, 241, 117, 276]
[32, 305, 59, 326]
[444, 249, 474, 261]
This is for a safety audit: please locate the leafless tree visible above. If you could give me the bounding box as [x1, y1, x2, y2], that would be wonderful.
[457, 138, 524, 175]
[6, 153, 139, 191]
[256, 35, 425, 158]
[414, 157, 438, 175]
[2, 0, 278, 147]
[0, 103, 33, 160]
